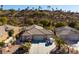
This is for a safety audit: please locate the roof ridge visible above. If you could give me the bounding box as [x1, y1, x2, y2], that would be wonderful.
[35, 27, 46, 35]
[27, 31, 32, 35]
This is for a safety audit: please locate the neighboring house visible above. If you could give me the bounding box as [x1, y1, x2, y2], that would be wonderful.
[55, 26, 79, 46]
[0, 25, 21, 42]
[18, 25, 53, 43]
[4, 25, 21, 37]
[0, 26, 8, 41]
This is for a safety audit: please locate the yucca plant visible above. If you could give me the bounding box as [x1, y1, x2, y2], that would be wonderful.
[22, 42, 31, 52]
[54, 36, 67, 50]
[0, 41, 5, 47]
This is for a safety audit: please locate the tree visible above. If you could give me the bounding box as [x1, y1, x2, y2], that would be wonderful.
[40, 19, 49, 27]
[9, 9, 16, 15]
[8, 30, 14, 37]
[54, 37, 66, 50]
[47, 6, 51, 10]
[55, 22, 67, 28]
[25, 6, 29, 10]
[56, 8, 58, 10]
[0, 41, 5, 47]
[8, 18, 19, 26]
[25, 18, 34, 25]
[73, 21, 79, 30]
[68, 22, 75, 28]
[0, 5, 3, 10]
[0, 17, 8, 25]
[32, 7, 35, 10]
[22, 42, 31, 52]
[38, 6, 42, 10]
[68, 21, 79, 30]
[18, 8, 20, 11]
[52, 8, 54, 11]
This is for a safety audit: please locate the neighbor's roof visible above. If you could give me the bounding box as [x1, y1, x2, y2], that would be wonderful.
[0, 25, 21, 41]
[56, 26, 79, 45]
[56, 26, 79, 36]
[22, 25, 53, 36]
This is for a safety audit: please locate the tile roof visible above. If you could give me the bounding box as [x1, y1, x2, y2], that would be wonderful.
[56, 26, 79, 45]
[22, 25, 53, 36]
[0, 25, 21, 41]
[56, 26, 79, 35]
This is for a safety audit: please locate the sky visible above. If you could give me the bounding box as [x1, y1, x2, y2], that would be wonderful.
[2, 5, 79, 12]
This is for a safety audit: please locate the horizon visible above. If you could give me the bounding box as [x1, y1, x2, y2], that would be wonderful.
[1, 5, 79, 12]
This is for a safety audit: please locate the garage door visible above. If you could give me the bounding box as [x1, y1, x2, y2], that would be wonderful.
[33, 36, 44, 40]
[33, 36, 44, 43]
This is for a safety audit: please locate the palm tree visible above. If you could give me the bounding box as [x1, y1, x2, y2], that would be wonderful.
[38, 6, 42, 10]
[56, 8, 58, 11]
[25, 6, 29, 10]
[18, 8, 20, 11]
[0, 5, 3, 10]
[52, 8, 54, 11]
[54, 37, 66, 50]
[22, 42, 31, 52]
[32, 7, 35, 10]
[47, 6, 51, 10]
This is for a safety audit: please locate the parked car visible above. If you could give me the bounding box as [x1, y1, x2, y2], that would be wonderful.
[45, 38, 53, 46]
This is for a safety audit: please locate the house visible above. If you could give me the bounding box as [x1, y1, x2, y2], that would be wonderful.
[0, 25, 8, 41]
[4, 25, 21, 37]
[0, 25, 21, 42]
[18, 25, 53, 43]
[55, 26, 79, 45]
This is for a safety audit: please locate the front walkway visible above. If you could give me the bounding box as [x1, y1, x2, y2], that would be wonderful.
[29, 42, 56, 54]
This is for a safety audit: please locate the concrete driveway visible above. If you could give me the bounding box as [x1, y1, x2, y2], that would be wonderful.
[29, 42, 56, 54]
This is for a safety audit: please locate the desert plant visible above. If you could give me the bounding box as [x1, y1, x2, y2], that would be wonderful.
[0, 41, 5, 47]
[0, 17, 8, 25]
[55, 22, 67, 28]
[8, 30, 14, 37]
[22, 42, 31, 52]
[54, 36, 66, 50]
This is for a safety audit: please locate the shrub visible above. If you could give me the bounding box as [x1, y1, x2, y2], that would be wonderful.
[40, 19, 49, 27]
[55, 22, 67, 28]
[0, 41, 5, 47]
[68, 21, 79, 30]
[22, 42, 31, 52]
[68, 22, 76, 28]
[8, 30, 14, 37]
[74, 22, 79, 30]
[16, 35, 19, 39]
[0, 17, 8, 25]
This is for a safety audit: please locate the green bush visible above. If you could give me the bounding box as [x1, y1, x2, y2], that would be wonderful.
[68, 21, 79, 30]
[22, 42, 31, 52]
[0, 17, 8, 25]
[74, 22, 79, 30]
[40, 19, 49, 27]
[0, 41, 5, 47]
[16, 35, 19, 39]
[68, 22, 76, 28]
[8, 30, 14, 37]
[55, 22, 67, 28]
